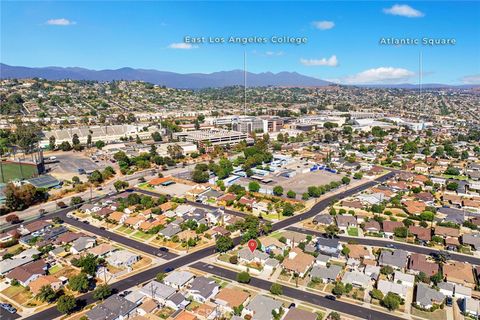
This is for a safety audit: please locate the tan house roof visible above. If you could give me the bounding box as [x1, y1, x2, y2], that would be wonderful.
[282, 248, 315, 274]
[29, 275, 61, 295]
[109, 211, 125, 222]
[215, 288, 249, 308]
[444, 262, 475, 287]
[139, 298, 158, 313]
[124, 216, 144, 225]
[434, 226, 460, 238]
[87, 243, 115, 257]
[403, 201, 427, 215]
[346, 244, 370, 260]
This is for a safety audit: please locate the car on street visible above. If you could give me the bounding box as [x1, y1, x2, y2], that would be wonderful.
[325, 295, 337, 301]
[386, 244, 395, 248]
[159, 247, 169, 252]
[164, 267, 174, 273]
[0, 304, 17, 314]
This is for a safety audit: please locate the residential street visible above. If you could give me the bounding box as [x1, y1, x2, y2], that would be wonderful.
[286, 226, 480, 265]
[191, 262, 405, 320]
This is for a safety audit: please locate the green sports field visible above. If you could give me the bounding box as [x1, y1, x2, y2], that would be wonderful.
[0, 162, 38, 183]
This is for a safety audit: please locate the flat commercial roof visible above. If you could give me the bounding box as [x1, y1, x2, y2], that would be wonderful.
[26, 174, 61, 189]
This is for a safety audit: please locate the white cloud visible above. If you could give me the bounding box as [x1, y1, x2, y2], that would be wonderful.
[312, 21, 335, 30]
[265, 51, 284, 56]
[168, 43, 198, 50]
[300, 55, 338, 67]
[46, 18, 75, 26]
[383, 4, 424, 18]
[461, 74, 480, 85]
[332, 67, 415, 84]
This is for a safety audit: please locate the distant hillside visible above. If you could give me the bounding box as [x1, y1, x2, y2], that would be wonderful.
[1, 63, 476, 89]
[0, 64, 332, 89]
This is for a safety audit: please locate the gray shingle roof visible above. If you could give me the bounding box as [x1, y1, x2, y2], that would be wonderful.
[246, 295, 283, 320]
[415, 283, 445, 307]
[188, 276, 218, 299]
[86, 295, 137, 320]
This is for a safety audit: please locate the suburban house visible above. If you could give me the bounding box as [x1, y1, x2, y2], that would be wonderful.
[438, 282, 455, 297]
[214, 288, 250, 314]
[29, 275, 63, 295]
[187, 276, 219, 303]
[462, 297, 480, 318]
[415, 283, 445, 309]
[242, 295, 283, 320]
[88, 243, 116, 258]
[462, 233, 480, 251]
[379, 249, 409, 270]
[105, 250, 139, 268]
[86, 295, 137, 320]
[70, 236, 96, 254]
[363, 220, 381, 233]
[408, 253, 439, 277]
[382, 221, 404, 238]
[165, 292, 190, 310]
[312, 214, 334, 226]
[341, 271, 371, 289]
[345, 244, 374, 261]
[310, 265, 341, 283]
[164, 271, 195, 289]
[443, 262, 476, 288]
[335, 215, 357, 231]
[408, 226, 431, 244]
[237, 248, 269, 265]
[139, 280, 176, 304]
[282, 248, 315, 277]
[283, 308, 317, 320]
[377, 279, 408, 299]
[160, 224, 182, 239]
[281, 231, 307, 247]
[5, 259, 47, 286]
[394, 271, 415, 288]
[316, 237, 342, 257]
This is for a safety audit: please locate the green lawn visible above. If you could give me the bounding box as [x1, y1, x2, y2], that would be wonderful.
[442, 174, 468, 181]
[347, 227, 359, 236]
[0, 162, 38, 183]
[117, 225, 135, 234]
[270, 231, 284, 239]
[137, 182, 154, 190]
[48, 264, 63, 274]
[132, 230, 154, 240]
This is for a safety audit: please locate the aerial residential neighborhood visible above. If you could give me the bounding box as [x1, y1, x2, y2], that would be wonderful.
[1, 1, 479, 320]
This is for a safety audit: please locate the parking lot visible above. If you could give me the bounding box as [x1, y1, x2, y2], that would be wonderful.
[237, 169, 343, 196]
[45, 152, 109, 179]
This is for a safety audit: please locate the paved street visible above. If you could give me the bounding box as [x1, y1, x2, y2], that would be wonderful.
[191, 262, 404, 320]
[62, 215, 179, 260]
[22, 172, 395, 320]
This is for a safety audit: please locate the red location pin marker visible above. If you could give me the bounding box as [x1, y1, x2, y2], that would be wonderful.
[247, 239, 258, 253]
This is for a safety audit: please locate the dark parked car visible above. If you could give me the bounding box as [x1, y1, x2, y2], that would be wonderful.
[159, 247, 169, 252]
[325, 295, 337, 301]
[164, 267, 174, 273]
[446, 296, 453, 307]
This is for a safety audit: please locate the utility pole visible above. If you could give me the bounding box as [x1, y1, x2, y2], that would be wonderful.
[419, 51, 423, 110]
[244, 51, 247, 116]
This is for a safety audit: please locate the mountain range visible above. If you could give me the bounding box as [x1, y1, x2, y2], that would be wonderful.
[0, 63, 476, 89]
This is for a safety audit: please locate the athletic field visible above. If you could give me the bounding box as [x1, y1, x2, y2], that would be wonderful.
[0, 162, 38, 183]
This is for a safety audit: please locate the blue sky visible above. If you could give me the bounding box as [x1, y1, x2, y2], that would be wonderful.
[1, 1, 479, 84]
